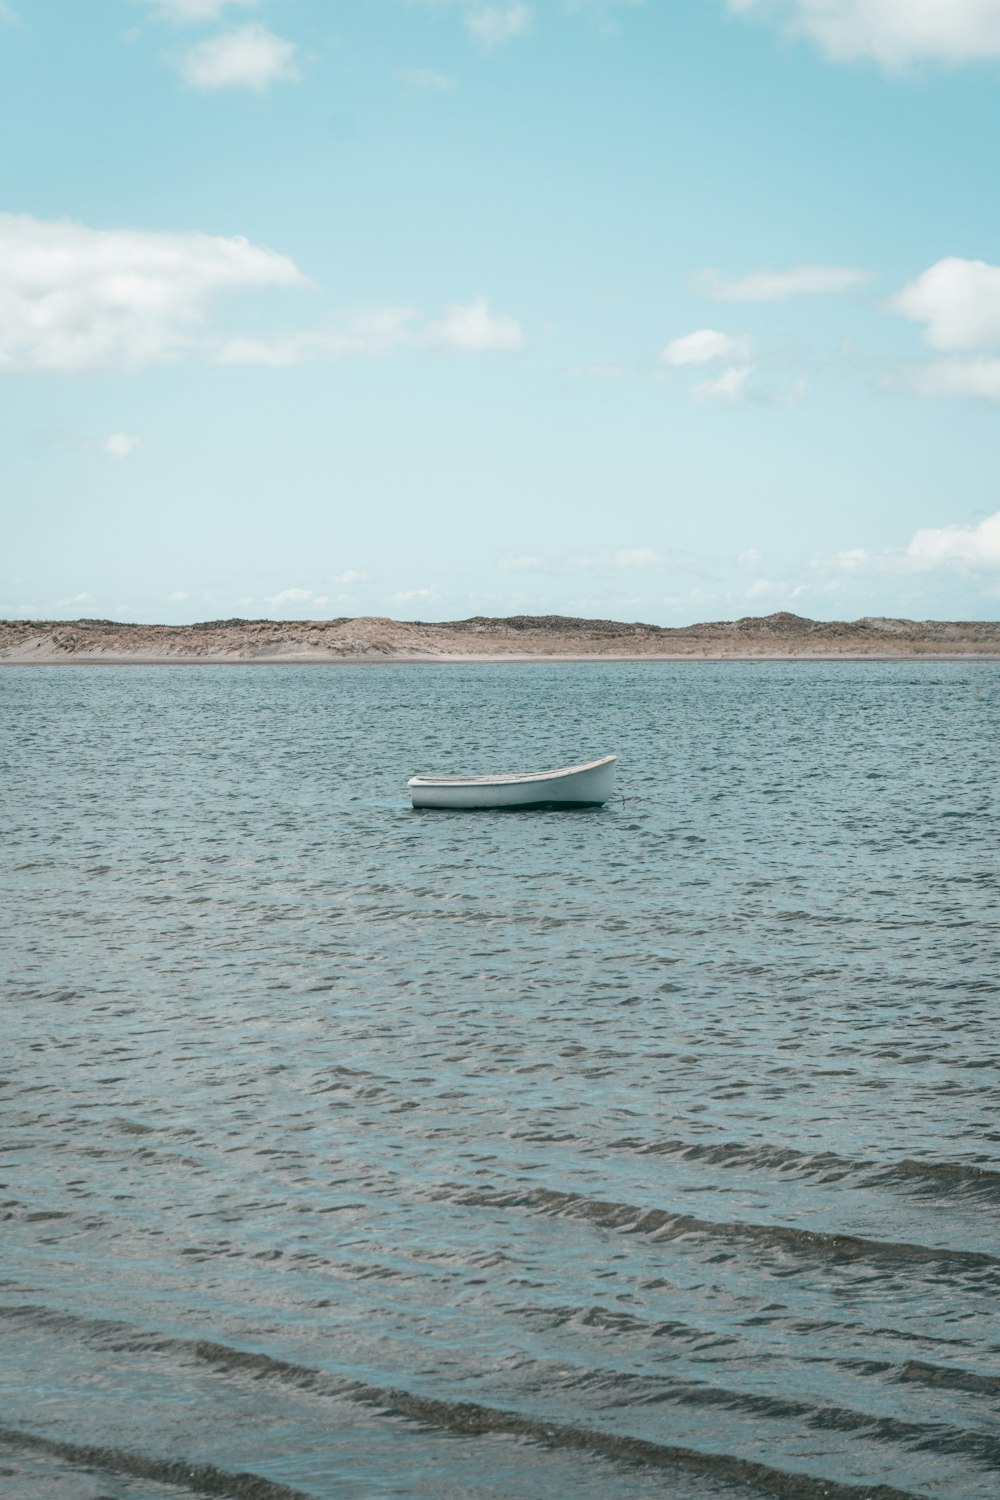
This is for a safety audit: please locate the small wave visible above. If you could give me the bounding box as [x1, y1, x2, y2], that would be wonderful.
[177, 1344, 935, 1500]
[451, 1185, 1000, 1272]
[109, 1116, 157, 1135]
[877, 1158, 1000, 1195]
[522, 1301, 716, 1344]
[0, 1304, 981, 1499]
[607, 1135, 1000, 1199]
[895, 1361, 1000, 1396]
[184, 1344, 932, 1500]
[0, 1427, 310, 1500]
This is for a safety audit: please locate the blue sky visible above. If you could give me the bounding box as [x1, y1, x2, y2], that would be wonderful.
[2, 0, 1000, 625]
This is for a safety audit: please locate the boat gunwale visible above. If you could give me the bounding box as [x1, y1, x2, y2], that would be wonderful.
[407, 754, 616, 789]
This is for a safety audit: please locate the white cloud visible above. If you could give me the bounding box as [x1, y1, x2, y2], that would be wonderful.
[465, 3, 533, 49]
[745, 577, 806, 600]
[391, 586, 440, 604]
[340, 308, 421, 355]
[426, 297, 525, 351]
[139, 0, 256, 22]
[265, 587, 314, 607]
[659, 331, 806, 406]
[696, 265, 871, 300]
[0, 3, 22, 27]
[904, 357, 1000, 402]
[328, 569, 369, 584]
[660, 328, 753, 366]
[217, 300, 525, 364]
[892, 258, 1000, 402]
[168, 590, 189, 603]
[692, 364, 754, 400]
[216, 308, 418, 365]
[890, 257, 1000, 351]
[0, 213, 304, 372]
[0, 215, 525, 375]
[815, 510, 1000, 585]
[214, 333, 321, 367]
[738, 548, 763, 566]
[611, 548, 664, 569]
[178, 23, 299, 90]
[834, 547, 870, 569]
[746, 577, 774, 599]
[497, 554, 546, 570]
[727, 0, 1000, 67]
[906, 511, 1000, 569]
[397, 67, 456, 91]
[53, 592, 92, 608]
[104, 432, 141, 458]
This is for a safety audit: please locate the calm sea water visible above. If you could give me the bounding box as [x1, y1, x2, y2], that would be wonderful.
[2, 661, 998, 1500]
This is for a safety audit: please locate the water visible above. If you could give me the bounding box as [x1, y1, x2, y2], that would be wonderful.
[1, 660, 998, 1500]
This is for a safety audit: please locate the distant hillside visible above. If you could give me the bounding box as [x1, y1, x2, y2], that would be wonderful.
[2, 612, 999, 663]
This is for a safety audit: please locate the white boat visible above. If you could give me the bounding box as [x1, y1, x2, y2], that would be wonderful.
[408, 754, 617, 810]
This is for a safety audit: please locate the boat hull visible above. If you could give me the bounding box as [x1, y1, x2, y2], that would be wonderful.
[408, 755, 616, 810]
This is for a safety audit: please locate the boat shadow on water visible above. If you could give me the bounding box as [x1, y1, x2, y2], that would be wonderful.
[411, 799, 615, 815]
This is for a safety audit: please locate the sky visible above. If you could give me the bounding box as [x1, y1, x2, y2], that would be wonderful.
[2, 0, 1000, 626]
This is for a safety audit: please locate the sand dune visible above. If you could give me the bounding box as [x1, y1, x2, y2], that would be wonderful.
[2, 611, 998, 663]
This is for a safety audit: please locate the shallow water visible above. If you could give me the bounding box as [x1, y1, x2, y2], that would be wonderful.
[2, 661, 998, 1500]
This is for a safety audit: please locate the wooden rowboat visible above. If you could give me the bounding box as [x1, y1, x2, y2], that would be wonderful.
[408, 754, 616, 810]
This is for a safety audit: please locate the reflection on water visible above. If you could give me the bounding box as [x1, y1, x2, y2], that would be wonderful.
[1, 661, 998, 1499]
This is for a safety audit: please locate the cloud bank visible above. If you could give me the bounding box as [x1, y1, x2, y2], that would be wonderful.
[0, 214, 303, 372]
[823, 510, 1000, 582]
[0, 215, 524, 373]
[906, 511, 1000, 569]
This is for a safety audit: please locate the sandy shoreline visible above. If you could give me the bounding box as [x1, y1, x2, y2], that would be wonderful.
[3, 611, 999, 664]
